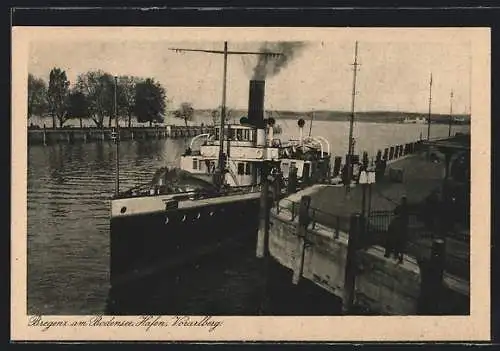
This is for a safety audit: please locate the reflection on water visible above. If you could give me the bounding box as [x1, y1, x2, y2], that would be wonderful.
[27, 121, 469, 314]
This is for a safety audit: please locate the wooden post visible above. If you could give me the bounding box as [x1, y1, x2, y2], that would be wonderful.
[287, 166, 298, 194]
[292, 196, 311, 285]
[343, 213, 361, 313]
[256, 162, 271, 259]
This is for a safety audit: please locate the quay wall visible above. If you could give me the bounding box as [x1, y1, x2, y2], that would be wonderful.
[27, 126, 215, 145]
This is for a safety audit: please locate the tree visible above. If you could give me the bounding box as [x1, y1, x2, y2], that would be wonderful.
[66, 90, 89, 128]
[75, 70, 114, 129]
[174, 102, 195, 127]
[27, 73, 48, 119]
[47, 68, 70, 128]
[117, 75, 142, 127]
[134, 78, 166, 127]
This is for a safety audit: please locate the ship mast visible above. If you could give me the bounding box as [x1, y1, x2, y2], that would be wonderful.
[169, 42, 283, 189]
[346, 41, 360, 193]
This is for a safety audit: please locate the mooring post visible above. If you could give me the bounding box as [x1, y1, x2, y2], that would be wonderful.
[256, 162, 271, 259]
[292, 195, 311, 285]
[343, 213, 362, 314]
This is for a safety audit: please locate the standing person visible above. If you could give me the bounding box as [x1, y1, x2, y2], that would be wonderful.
[385, 196, 409, 263]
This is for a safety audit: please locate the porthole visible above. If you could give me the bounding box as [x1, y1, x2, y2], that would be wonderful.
[209, 211, 215, 216]
[165, 217, 169, 224]
[120, 206, 127, 214]
[181, 215, 187, 222]
[196, 213, 201, 219]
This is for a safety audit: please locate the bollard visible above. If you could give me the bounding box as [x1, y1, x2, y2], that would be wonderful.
[292, 196, 311, 285]
[333, 156, 342, 177]
[256, 163, 271, 259]
[287, 166, 298, 194]
[343, 213, 362, 313]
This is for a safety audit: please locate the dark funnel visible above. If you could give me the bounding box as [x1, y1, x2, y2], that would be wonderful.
[247, 80, 265, 128]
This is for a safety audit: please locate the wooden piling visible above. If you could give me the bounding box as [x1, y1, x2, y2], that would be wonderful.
[292, 196, 311, 285]
[256, 162, 271, 259]
[343, 213, 362, 313]
[287, 166, 298, 194]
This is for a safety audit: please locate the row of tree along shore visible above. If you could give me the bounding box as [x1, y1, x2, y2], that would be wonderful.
[28, 67, 229, 129]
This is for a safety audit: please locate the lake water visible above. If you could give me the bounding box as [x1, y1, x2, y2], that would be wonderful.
[27, 120, 469, 315]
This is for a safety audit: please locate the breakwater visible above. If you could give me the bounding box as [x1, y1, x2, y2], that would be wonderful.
[28, 125, 215, 145]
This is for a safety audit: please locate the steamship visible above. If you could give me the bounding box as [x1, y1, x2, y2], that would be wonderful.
[109, 80, 331, 289]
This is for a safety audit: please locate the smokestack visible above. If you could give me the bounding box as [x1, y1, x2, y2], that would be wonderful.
[248, 80, 265, 129]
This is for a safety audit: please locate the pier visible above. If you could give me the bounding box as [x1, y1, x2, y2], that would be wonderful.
[27, 125, 215, 145]
[258, 134, 470, 315]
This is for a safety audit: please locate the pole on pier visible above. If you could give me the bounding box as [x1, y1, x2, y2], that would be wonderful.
[169, 42, 283, 191]
[346, 41, 360, 194]
[343, 213, 362, 313]
[292, 196, 311, 285]
[114, 75, 120, 197]
[448, 90, 454, 137]
[42, 125, 47, 146]
[427, 72, 433, 140]
[420, 238, 446, 314]
[256, 162, 271, 259]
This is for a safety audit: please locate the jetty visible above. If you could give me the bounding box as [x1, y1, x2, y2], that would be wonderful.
[27, 125, 214, 145]
[257, 133, 470, 315]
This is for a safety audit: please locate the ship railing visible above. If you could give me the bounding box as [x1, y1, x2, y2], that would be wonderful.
[274, 197, 349, 239]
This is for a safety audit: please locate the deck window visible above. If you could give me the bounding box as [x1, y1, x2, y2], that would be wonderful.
[245, 163, 251, 175]
[192, 159, 198, 170]
[237, 162, 245, 175]
[243, 129, 250, 141]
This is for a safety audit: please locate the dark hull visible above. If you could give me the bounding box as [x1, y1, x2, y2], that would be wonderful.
[109, 196, 261, 290]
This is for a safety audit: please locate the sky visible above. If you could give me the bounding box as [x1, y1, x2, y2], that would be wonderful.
[28, 32, 472, 114]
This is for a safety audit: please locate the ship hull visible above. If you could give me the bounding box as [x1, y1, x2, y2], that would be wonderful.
[109, 194, 261, 290]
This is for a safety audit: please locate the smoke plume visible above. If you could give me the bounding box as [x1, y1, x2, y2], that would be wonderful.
[252, 41, 306, 80]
